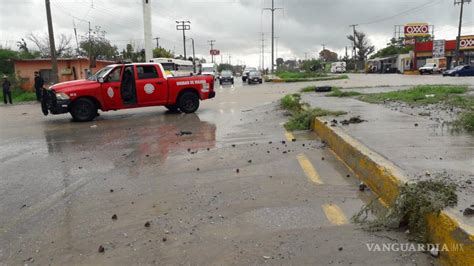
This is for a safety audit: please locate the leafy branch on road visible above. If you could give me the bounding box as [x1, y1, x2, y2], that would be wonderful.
[353, 180, 458, 243]
[280, 93, 346, 130]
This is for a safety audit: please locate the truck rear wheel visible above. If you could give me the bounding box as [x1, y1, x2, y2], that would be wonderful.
[178, 92, 200, 113]
[70, 98, 97, 122]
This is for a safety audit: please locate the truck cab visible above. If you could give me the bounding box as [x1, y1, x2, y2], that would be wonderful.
[41, 63, 215, 122]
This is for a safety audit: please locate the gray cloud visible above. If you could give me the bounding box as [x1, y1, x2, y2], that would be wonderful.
[1, 0, 472, 67]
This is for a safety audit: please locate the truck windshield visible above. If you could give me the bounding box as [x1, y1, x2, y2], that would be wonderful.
[87, 66, 114, 81]
[202, 67, 214, 72]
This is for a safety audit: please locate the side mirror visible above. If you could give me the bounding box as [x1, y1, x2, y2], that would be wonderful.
[98, 77, 104, 84]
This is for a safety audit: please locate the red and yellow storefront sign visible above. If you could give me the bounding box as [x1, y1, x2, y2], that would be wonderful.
[460, 35, 474, 50]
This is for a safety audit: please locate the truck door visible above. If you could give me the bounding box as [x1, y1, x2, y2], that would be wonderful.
[134, 65, 168, 106]
[101, 66, 123, 110]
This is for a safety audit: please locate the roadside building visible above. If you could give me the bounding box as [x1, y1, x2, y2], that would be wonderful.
[414, 36, 474, 69]
[13, 58, 114, 91]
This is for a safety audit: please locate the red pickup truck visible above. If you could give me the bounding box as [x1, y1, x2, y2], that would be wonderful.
[41, 63, 216, 122]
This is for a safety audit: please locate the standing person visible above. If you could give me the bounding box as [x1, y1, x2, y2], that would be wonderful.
[2, 75, 12, 104]
[34, 71, 44, 101]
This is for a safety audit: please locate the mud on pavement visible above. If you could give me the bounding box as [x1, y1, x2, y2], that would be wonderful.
[0, 99, 438, 265]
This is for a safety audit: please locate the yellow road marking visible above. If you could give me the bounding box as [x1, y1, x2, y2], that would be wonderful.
[297, 153, 323, 184]
[322, 204, 348, 225]
[285, 131, 295, 142]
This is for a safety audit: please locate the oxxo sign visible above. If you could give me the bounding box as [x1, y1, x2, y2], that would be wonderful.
[404, 23, 430, 37]
[210, 49, 220, 56]
[460, 35, 474, 50]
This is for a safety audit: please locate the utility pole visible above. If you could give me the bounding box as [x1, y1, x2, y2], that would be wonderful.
[153, 37, 160, 48]
[263, 0, 283, 74]
[454, 0, 471, 66]
[228, 54, 232, 65]
[142, 0, 153, 62]
[208, 40, 216, 63]
[45, 0, 58, 83]
[88, 21, 93, 68]
[262, 34, 264, 70]
[321, 44, 326, 51]
[349, 24, 358, 71]
[304, 52, 308, 61]
[274, 36, 279, 60]
[176, 21, 191, 59]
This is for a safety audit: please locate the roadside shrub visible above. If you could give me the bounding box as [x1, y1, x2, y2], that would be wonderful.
[353, 180, 457, 243]
[280, 93, 304, 112]
[284, 108, 346, 130]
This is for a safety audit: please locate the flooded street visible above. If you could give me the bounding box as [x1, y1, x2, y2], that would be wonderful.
[0, 75, 454, 265]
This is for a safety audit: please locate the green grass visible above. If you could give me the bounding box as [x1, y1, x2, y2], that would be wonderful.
[453, 111, 474, 133]
[0, 89, 36, 103]
[358, 85, 467, 105]
[280, 93, 346, 130]
[284, 108, 346, 130]
[445, 95, 474, 110]
[327, 87, 362, 97]
[300, 86, 316, 93]
[283, 75, 348, 83]
[277, 71, 327, 79]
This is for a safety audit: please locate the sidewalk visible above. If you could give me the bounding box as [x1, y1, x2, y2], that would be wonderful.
[303, 92, 473, 230]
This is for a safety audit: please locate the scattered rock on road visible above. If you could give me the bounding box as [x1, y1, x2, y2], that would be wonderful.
[98, 245, 105, 253]
[341, 116, 366, 125]
[463, 208, 474, 216]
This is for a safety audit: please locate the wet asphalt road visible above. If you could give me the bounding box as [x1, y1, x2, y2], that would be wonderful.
[0, 78, 436, 265]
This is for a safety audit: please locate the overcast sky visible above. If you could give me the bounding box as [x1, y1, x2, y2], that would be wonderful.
[1, 0, 473, 67]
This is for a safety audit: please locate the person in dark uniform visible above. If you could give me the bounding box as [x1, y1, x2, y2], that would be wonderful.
[34, 71, 44, 101]
[2, 75, 12, 104]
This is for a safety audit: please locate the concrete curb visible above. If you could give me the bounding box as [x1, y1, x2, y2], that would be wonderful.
[312, 117, 473, 266]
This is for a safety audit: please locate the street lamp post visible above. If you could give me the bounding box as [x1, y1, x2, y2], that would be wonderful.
[188, 38, 196, 73]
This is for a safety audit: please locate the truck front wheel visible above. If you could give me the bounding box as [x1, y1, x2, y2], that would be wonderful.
[178, 92, 200, 113]
[70, 98, 98, 122]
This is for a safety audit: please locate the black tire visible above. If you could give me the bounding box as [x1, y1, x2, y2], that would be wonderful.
[259, 80, 263, 84]
[178, 91, 200, 113]
[70, 98, 97, 122]
[165, 105, 179, 112]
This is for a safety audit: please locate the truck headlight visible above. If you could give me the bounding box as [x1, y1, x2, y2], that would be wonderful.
[55, 92, 70, 100]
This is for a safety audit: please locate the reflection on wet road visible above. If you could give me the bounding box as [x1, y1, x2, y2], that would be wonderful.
[0, 78, 434, 265]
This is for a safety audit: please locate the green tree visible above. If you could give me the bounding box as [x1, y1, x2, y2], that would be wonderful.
[347, 31, 375, 63]
[0, 48, 17, 75]
[300, 59, 322, 72]
[319, 49, 338, 62]
[371, 39, 412, 59]
[80, 26, 118, 61]
[153, 47, 174, 58]
[217, 63, 234, 73]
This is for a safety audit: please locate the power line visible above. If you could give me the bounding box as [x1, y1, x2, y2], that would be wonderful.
[358, 0, 444, 25]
